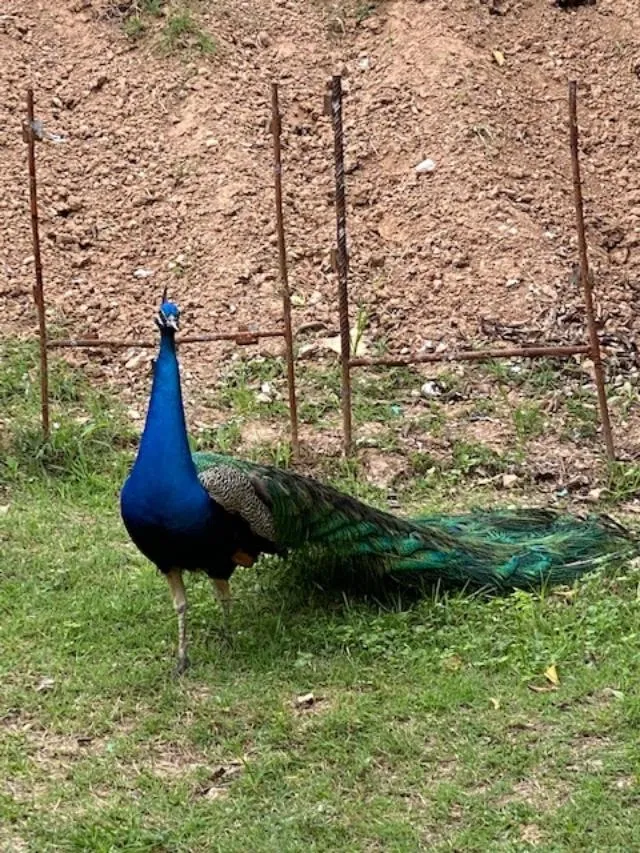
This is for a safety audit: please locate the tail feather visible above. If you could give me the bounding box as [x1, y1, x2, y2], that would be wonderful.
[192, 451, 635, 591]
[314, 508, 635, 590]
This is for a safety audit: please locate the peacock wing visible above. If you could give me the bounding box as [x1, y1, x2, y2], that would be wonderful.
[192, 450, 419, 553]
[194, 455, 277, 543]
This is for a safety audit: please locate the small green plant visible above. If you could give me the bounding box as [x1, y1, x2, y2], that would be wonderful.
[609, 380, 639, 418]
[352, 303, 368, 357]
[141, 0, 165, 13]
[482, 359, 524, 387]
[372, 337, 390, 357]
[409, 406, 447, 439]
[123, 14, 146, 39]
[120, 0, 165, 40]
[563, 392, 598, 440]
[513, 402, 545, 442]
[170, 258, 187, 278]
[409, 451, 442, 477]
[605, 462, 640, 504]
[525, 358, 581, 393]
[217, 358, 287, 419]
[471, 397, 496, 417]
[354, 0, 377, 22]
[352, 367, 423, 424]
[248, 440, 293, 469]
[161, 9, 216, 54]
[193, 422, 242, 454]
[450, 440, 510, 478]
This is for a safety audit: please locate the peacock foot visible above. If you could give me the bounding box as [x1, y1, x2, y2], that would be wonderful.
[174, 653, 190, 677]
[205, 624, 234, 649]
[220, 626, 234, 649]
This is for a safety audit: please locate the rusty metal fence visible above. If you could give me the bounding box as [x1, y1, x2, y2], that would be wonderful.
[23, 79, 616, 462]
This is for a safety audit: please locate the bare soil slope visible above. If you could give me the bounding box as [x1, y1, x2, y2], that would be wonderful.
[2, 0, 639, 412]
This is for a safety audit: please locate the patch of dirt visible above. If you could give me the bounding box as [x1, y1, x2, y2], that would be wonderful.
[499, 774, 571, 811]
[240, 420, 284, 447]
[2, 725, 110, 806]
[361, 448, 409, 486]
[505, 718, 553, 743]
[3, 0, 640, 461]
[566, 732, 614, 773]
[142, 738, 245, 795]
[460, 418, 511, 450]
[520, 823, 544, 845]
[291, 691, 331, 720]
[144, 741, 208, 779]
[22, 729, 108, 775]
[1, 711, 144, 806]
[0, 834, 29, 853]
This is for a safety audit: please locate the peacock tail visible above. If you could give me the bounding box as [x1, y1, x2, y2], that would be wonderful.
[192, 451, 636, 590]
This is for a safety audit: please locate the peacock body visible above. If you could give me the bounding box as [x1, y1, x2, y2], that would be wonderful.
[121, 300, 635, 672]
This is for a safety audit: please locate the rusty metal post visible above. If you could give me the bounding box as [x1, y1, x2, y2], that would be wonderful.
[24, 89, 50, 440]
[568, 81, 615, 460]
[271, 83, 300, 460]
[329, 75, 353, 455]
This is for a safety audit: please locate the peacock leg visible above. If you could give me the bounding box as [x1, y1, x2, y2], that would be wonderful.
[210, 578, 233, 643]
[211, 578, 232, 617]
[166, 569, 189, 674]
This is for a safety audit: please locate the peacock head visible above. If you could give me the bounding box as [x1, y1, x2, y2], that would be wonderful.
[155, 291, 181, 334]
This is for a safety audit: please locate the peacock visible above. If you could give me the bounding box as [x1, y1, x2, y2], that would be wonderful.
[120, 298, 635, 673]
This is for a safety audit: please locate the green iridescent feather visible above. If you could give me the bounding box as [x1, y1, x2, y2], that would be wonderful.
[192, 451, 635, 590]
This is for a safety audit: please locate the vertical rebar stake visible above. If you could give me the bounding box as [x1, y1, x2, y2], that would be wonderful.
[24, 88, 50, 441]
[271, 83, 300, 461]
[329, 75, 353, 455]
[568, 81, 615, 461]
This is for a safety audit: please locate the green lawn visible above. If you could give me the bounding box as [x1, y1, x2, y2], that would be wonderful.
[2, 341, 640, 851]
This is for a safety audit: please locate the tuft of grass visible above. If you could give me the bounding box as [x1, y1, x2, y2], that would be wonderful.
[563, 390, 598, 441]
[123, 14, 147, 39]
[451, 439, 510, 478]
[354, 0, 378, 21]
[216, 358, 288, 420]
[482, 358, 525, 387]
[120, 0, 165, 40]
[471, 396, 497, 417]
[605, 462, 640, 504]
[525, 358, 582, 393]
[513, 402, 545, 443]
[0, 341, 134, 487]
[247, 440, 293, 469]
[141, 0, 165, 12]
[120, 1, 216, 55]
[352, 366, 421, 424]
[192, 421, 243, 455]
[161, 8, 216, 54]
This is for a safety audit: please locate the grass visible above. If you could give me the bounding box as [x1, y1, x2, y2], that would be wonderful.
[2, 341, 640, 850]
[513, 402, 546, 443]
[120, 1, 216, 56]
[161, 8, 216, 55]
[121, 0, 165, 40]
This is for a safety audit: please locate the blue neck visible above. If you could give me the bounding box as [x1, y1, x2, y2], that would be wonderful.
[134, 330, 198, 485]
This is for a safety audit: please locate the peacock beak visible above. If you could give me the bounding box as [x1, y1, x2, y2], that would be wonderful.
[166, 315, 179, 332]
